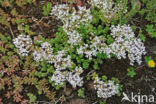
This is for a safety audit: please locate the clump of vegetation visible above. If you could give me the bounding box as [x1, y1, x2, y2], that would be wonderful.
[78, 88, 85, 98]
[127, 67, 136, 78]
[27, 93, 37, 103]
[140, 0, 156, 22]
[146, 24, 156, 38]
[0, 0, 156, 103]
[42, 2, 52, 16]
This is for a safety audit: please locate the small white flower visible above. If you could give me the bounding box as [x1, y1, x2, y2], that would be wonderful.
[41, 42, 51, 49]
[88, 0, 127, 19]
[51, 71, 66, 86]
[13, 34, 32, 56]
[51, 67, 84, 87]
[94, 77, 120, 99]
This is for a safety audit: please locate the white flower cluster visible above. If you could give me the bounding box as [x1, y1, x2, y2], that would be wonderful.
[88, 0, 112, 10]
[53, 50, 74, 70]
[51, 4, 92, 30]
[51, 4, 92, 45]
[77, 36, 111, 60]
[33, 42, 74, 70]
[51, 67, 84, 88]
[90, 36, 112, 58]
[50, 4, 70, 24]
[88, 0, 127, 19]
[33, 42, 83, 87]
[13, 34, 32, 56]
[94, 77, 119, 99]
[77, 24, 146, 65]
[110, 25, 146, 65]
[33, 42, 53, 62]
[51, 70, 67, 86]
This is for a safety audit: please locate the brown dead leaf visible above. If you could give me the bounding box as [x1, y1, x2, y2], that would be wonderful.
[69, 98, 88, 104]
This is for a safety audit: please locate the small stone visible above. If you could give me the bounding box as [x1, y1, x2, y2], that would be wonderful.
[64, 88, 72, 96]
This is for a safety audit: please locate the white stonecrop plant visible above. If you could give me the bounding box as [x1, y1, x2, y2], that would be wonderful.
[33, 42, 83, 87]
[13, 34, 32, 56]
[51, 4, 92, 30]
[77, 35, 111, 60]
[109, 24, 146, 65]
[51, 4, 92, 45]
[53, 50, 74, 71]
[51, 70, 66, 86]
[88, 0, 127, 19]
[94, 77, 120, 99]
[51, 67, 84, 88]
[33, 42, 74, 71]
[77, 24, 146, 65]
[33, 42, 53, 62]
[50, 4, 70, 24]
[12, 0, 147, 98]
[66, 66, 84, 88]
